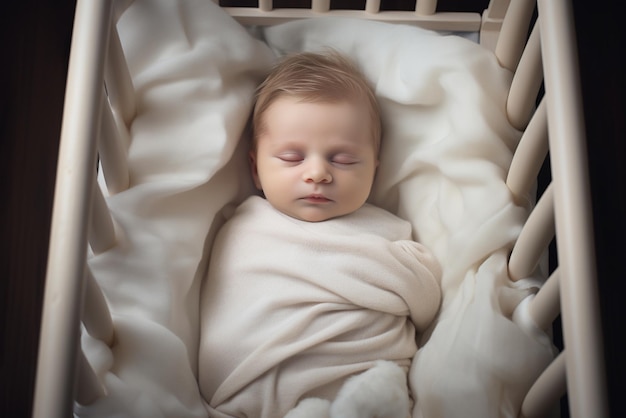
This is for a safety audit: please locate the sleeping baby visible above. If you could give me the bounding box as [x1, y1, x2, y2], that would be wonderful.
[198, 51, 442, 418]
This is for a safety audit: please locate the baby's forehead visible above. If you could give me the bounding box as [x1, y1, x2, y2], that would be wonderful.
[257, 95, 380, 152]
[260, 114, 379, 157]
[274, 96, 373, 125]
[266, 98, 370, 128]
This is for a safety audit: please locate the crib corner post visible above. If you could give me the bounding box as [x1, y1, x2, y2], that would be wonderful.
[537, 0, 609, 416]
[32, 0, 114, 416]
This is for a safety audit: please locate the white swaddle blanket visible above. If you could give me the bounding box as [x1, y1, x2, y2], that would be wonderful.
[199, 196, 441, 417]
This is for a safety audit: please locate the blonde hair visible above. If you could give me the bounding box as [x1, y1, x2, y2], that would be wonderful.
[252, 51, 381, 152]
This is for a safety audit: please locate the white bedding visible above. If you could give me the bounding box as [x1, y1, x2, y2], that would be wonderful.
[79, 0, 555, 417]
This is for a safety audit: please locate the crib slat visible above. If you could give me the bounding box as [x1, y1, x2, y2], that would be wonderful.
[259, 0, 272, 12]
[537, 0, 608, 416]
[365, 0, 381, 14]
[479, 0, 512, 52]
[506, 99, 548, 206]
[89, 177, 117, 254]
[529, 268, 560, 331]
[506, 24, 542, 130]
[32, 1, 113, 417]
[415, 0, 437, 16]
[105, 22, 135, 126]
[312, 0, 330, 13]
[508, 184, 554, 281]
[520, 352, 567, 418]
[82, 267, 115, 346]
[75, 347, 107, 406]
[495, 0, 536, 71]
[100, 90, 130, 194]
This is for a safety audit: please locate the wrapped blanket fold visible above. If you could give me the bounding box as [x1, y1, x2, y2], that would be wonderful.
[199, 196, 441, 417]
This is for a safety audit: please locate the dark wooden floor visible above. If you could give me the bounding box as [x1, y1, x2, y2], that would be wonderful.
[1, 0, 623, 417]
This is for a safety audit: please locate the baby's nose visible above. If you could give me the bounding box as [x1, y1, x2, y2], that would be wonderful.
[303, 158, 332, 183]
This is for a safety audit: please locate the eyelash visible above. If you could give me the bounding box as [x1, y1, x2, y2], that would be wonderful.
[332, 155, 358, 165]
[276, 154, 358, 165]
[277, 153, 303, 163]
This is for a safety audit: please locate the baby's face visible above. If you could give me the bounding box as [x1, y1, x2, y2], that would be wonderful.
[251, 96, 378, 222]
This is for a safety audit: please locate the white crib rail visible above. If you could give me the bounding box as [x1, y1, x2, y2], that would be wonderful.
[507, 100, 549, 206]
[365, 0, 381, 14]
[224, 0, 482, 31]
[88, 174, 117, 253]
[257, 0, 438, 15]
[32, 0, 114, 416]
[530, 268, 561, 332]
[415, 0, 437, 15]
[494, 0, 536, 71]
[75, 346, 108, 406]
[104, 23, 135, 126]
[536, 0, 608, 415]
[82, 267, 115, 346]
[509, 184, 555, 281]
[506, 24, 543, 130]
[99, 89, 130, 194]
[312, 0, 330, 13]
[522, 352, 568, 418]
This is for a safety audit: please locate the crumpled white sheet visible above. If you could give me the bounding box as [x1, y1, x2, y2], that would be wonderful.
[77, 1, 555, 417]
[79, 1, 274, 417]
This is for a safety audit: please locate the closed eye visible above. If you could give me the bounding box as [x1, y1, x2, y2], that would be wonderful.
[332, 154, 359, 165]
[276, 152, 303, 163]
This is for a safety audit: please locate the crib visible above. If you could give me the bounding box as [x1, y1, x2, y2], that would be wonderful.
[32, 0, 608, 417]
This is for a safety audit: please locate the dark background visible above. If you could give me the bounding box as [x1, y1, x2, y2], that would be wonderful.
[2, 0, 624, 416]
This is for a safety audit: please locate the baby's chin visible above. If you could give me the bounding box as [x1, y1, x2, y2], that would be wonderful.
[265, 196, 367, 222]
[286, 211, 335, 223]
[283, 207, 357, 223]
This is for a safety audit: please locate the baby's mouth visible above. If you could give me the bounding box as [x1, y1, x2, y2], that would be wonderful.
[303, 194, 332, 203]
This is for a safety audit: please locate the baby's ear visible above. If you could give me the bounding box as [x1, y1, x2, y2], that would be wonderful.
[249, 151, 262, 190]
